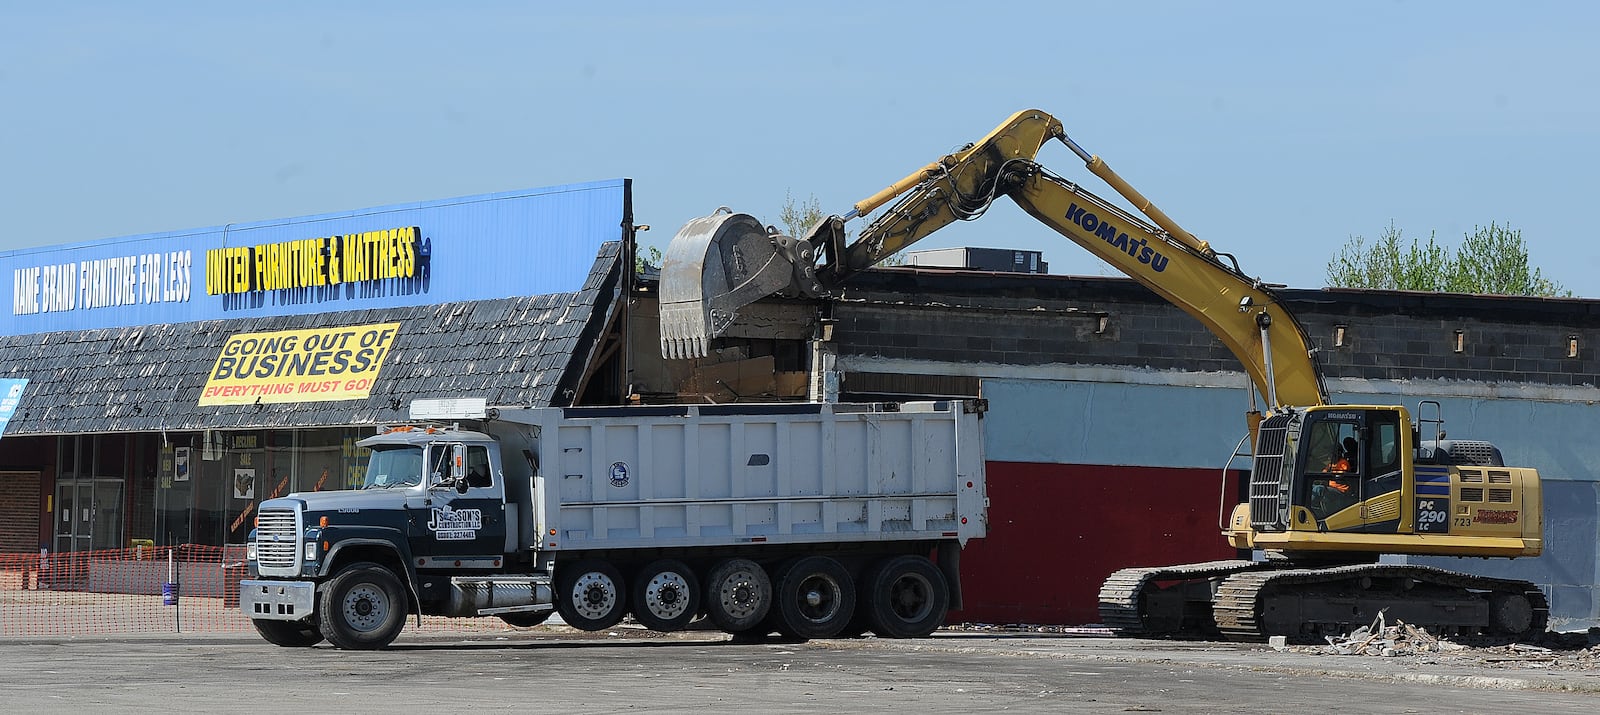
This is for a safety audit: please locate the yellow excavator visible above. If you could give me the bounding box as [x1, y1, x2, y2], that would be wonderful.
[656, 110, 1546, 641]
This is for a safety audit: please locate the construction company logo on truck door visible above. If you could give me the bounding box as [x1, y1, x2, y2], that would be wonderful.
[428, 504, 482, 541]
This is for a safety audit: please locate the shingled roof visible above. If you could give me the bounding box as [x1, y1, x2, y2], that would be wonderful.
[0, 243, 621, 435]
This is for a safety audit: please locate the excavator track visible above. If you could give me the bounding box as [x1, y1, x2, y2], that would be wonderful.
[1097, 560, 1265, 638]
[1212, 563, 1549, 643]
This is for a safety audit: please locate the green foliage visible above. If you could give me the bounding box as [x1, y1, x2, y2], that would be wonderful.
[777, 190, 824, 241]
[1453, 223, 1565, 296]
[777, 190, 905, 266]
[634, 244, 662, 275]
[1325, 222, 1568, 297]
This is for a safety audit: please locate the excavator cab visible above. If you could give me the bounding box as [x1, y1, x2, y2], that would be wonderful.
[1246, 406, 1408, 536]
[1232, 404, 1539, 558]
[1286, 409, 1401, 531]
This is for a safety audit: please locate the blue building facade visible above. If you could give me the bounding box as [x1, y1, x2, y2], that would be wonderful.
[3, 179, 628, 334]
[0, 180, 630, 555]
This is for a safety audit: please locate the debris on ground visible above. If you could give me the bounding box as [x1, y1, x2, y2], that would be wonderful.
[1297, 612, 1600, 671]
[952, 619, 1600, 671]
[1319, 611, 1460, 656]
[952, 623, 1117, 637]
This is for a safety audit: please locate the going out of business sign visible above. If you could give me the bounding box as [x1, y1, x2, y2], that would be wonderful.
[199, 323, 399, 406]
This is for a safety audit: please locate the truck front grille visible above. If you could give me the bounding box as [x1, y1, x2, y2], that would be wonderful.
[256, 508, 300, 568]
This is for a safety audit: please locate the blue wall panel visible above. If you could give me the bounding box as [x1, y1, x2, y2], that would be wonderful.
[2, 179, 628, 335]
[982, 378, 1255, 469]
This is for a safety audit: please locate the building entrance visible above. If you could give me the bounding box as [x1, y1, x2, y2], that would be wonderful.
[52, 478, 125, 553]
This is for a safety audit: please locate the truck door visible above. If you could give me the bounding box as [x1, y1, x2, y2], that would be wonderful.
[412, 442, 508, 567]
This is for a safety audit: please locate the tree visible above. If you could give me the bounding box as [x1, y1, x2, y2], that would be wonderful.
[1452, 222, 1564, 296]
[777, 190, 905, 266]
[634, 244, 662, 276]
[1325, 222, 1567, 297]
[777, 190, 824, 242]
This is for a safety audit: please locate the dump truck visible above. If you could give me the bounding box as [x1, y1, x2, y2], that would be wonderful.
[241, 397, 987, 649]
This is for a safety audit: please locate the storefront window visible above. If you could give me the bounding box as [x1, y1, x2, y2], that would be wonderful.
[155, 443, 192, 546]
[222, 432, 267, 544]
[53, 435, 127, 553]
[118, 427, 378, 547]
[294, 428, 346, 493]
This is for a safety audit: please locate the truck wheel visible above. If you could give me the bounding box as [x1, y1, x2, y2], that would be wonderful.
[318, 563, 407, 650]
[556, 559, 627, 631]
[251, 618, 325, 647]
[632, 559, 700, 632]
[862, 555, 948, 638]
[773, 555, 854, 639]
[704, 558, 772, 633]
[498, 611, 553, 628]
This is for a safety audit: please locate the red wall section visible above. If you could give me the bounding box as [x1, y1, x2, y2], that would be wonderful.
[951, 461, 1244, 625]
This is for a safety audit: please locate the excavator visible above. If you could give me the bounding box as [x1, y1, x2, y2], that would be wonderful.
[654, 110, 1547, 642]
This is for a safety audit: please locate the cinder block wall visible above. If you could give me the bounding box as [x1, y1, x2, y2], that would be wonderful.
[833, 270, 1600, 386]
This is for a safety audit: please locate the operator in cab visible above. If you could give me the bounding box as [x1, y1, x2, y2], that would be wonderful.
[1312, 436, 1359, 517]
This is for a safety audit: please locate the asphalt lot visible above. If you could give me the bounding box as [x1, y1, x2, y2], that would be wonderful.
[1, 625, 1598, 713]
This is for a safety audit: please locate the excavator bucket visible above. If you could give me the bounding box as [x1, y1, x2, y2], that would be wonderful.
[658, 209, 799, 359]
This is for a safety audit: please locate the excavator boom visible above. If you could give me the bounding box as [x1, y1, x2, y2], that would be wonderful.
[659, 109, 1326, 409]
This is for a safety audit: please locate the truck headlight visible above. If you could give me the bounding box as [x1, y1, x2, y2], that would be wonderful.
[246, 542, 258, 562]
[305, 542, 319, 561]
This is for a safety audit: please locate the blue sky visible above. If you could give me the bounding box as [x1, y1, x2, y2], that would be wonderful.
[4, 2, 1597, 295]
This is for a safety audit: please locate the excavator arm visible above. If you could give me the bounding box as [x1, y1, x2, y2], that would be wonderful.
[658, 109, 1326, 410]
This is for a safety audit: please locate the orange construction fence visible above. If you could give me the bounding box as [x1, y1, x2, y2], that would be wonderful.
[0, 546, 523, 638]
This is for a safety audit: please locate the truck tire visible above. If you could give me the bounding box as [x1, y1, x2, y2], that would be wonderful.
[556, 559, 627, 631]
[861, 555, 948, 638]
[705, 558, 771, 634]
[318, 563, 407, 650]
[498, 611, 553, 628]
[707, 556, 768, 636]
[631, 559, 700, 632]
[772, 555, 855, 639]
[251, 618, 325, 647]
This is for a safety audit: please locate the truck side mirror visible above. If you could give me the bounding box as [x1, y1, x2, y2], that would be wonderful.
[450, 444, 470, 493]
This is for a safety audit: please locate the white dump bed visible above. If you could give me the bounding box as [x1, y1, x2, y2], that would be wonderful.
[509, 401, 986, 552]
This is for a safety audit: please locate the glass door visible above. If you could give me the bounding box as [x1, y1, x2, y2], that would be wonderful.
[53, 479, 125, 553]
[54, 481, 88, 553]
[91, 479, 125, 550]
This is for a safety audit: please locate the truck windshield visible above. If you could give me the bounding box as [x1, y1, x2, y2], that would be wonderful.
[364, 445, 424, 489]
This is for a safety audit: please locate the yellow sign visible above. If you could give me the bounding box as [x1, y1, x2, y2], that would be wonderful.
[199, 323, 400, 406]
[204, 227, 419, 296]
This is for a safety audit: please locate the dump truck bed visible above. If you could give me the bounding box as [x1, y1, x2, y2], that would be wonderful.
[506, 401, 987, 552]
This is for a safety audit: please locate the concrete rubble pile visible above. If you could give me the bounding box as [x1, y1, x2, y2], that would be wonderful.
[1292, 613, 1600, 670]
[1317, 612, 1463, 657]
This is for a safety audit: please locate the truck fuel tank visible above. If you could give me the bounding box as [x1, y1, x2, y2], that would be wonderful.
[443, 575, 554, 618]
